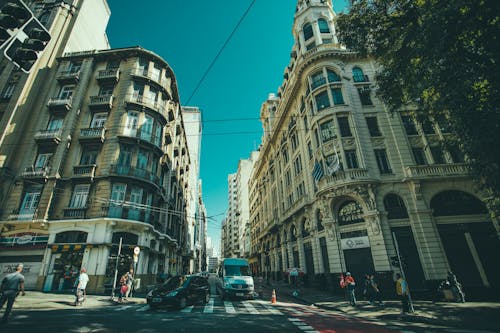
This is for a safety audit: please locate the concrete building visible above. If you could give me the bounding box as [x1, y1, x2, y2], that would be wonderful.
[249, 0, 500, 295]
[208, 256, 219, 274]
[0, 45, 193, 293]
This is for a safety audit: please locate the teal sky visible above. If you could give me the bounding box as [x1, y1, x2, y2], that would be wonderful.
[106, 0, 348, 254]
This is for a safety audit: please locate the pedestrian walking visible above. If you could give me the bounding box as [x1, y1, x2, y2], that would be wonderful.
[124, 268, 134, 299]
[364, 274, 383, 305]
[0, 263, 25, 324]
[395, 273, 410, 314]
[342, 272, 357, 306]
[118, 272, 128, 302]
[74, 268, 89, 306]
[447, 271, 465, 303]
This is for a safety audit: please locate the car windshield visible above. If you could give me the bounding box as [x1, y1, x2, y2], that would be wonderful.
[162, 276, 189, 290]
[224, 265, 250, 276]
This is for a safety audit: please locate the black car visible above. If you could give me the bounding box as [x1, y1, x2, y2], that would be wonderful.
[146, 275, 210, 309]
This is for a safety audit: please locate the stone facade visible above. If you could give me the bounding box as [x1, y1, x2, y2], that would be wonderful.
[249, 0, 500, 296]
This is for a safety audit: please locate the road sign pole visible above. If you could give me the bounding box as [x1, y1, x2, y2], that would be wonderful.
[111, 237, 122, 300]
[392, 232, 414, 313]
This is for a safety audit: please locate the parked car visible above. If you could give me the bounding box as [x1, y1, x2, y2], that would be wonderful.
[146, 275, 210, 309]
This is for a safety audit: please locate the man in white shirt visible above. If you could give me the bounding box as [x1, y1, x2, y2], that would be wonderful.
[74, 268, 89, 306]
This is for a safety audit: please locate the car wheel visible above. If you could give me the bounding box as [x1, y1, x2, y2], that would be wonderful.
[205, 293, 210, 303]
[178, 297, 187, 309]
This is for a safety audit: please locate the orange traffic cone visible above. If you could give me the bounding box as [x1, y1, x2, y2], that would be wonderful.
[271, 289, 277, 304]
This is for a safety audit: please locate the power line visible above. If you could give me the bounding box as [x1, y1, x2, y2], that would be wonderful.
[185, 0, 257, 105]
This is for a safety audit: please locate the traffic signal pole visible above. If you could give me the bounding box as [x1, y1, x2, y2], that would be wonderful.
[392, 232, 414, 313]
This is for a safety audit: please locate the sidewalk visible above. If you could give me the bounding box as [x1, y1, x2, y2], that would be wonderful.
[11, 291, 146, 310]
[260, 280, 500, 332]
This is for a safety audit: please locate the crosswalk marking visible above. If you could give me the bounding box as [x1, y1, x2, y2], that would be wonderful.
[114, 305, 133, 311]
[203, 298, 214, 313]
[261, 304, 283, 315]
[242, 301, 260, 314]
[136, 305, 149, 312]
[181, 305, 194, 313]
[224, 301, 236, 313]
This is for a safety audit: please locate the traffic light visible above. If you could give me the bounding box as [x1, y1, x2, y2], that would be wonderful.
[0, 1, 32, 49]
[4, 15, 50, 73]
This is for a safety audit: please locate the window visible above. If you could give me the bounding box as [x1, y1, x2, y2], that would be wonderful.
[133, 82, 144, 98]
[297, 182, 305, 197]
[34, 153, 52, 170]
[118, 145, 133, 167]
[431, 191, 487, 216]
[282, 146, 289, 163]
[331, 88, 345, 105]
[128, 186, 143, 220]
[69, 184, 90, 208]
[148, 86, 159, 103]
[154, 125, 162, 147]
[310, 71, 326, 90]
[39, 12, 50, 27]
[47, 116, 63, 130]
[448, 145, 464, 163]
[294, 156, 303, 175]
[322, 38, 333, 44]
[285, 170, 291, 186]
[307, 141, 313, 160]
[137, 149, 149, 170]
[318, 19, 330, 33]
[384, 194, 409, 219]
[345, 150, 359, 169]
[138, 57, 149, 71]
[412, 148, 427, 165]
[421, 120, 435, 134]
[141, 115, 153, 141]
[106, 60, 120, 69]
[55, 231, 88, 243]
[110, 183, 126, 216]
[80, 150, 97, 165]
[151, 63, 161, 82]
[91, 113, 107, 128]
[99, 84, 114, 96]
[357, 88, 373, 105]
[338, 201, 364, 226]
[306, 41, 316, 50]
[327, 69, 340, 82]
[337, 116, 352, 137]
[124, 111, 139, 136]
[19, 185, 42, 218]
[366, 117, 381, 137]
[320, 120, 336, 142]
[315, 91, 330, 111]
[1, 83, 16, 100]
[401, 115, 418, 135]
[314, 128, 320, 147]
[374, 149, 391, 174]
[430, 146, 445, 164]
[352, 67, 366, 82]
[303, 23, 314, 41]
[59, 85, 74, 99]
[68, 61, 81, 73]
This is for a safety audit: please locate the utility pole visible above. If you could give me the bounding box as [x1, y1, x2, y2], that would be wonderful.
[111, 237, 122, 300]
[392, 232, 414, 313]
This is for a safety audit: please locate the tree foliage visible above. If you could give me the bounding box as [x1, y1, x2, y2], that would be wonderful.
[336, 0, 500, 215]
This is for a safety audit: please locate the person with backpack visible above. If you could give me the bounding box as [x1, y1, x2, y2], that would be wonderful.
[0, 263, 25, 324]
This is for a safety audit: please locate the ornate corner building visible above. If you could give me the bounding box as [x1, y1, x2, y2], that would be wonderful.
[249, 0, 500, 296]
[0, 1, 196, 293]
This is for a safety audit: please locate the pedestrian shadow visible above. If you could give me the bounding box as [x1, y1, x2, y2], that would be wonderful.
[51, 300, 75, 307]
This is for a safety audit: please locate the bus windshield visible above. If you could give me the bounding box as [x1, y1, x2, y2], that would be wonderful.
[224, 265, 250, 276]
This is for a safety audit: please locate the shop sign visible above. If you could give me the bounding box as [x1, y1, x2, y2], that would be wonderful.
[0, 233, 48, 247]
[0, 262, 42, 289]
[341, 236, 370, 250]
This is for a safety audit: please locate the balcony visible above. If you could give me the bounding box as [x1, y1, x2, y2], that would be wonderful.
[131, 68, 168, 91]
[63, 207, 87, 219]
[73, 165, 96, 179]
[89, 95, 113, 110]
[56, 70, 80, 84]
[117, 128, 163, 153]
[100, 205, 159, 225]
[8, 210, 38, 221]
[47, 96, 72, 114]
[96, 68, 120, 82]
[404, 163, 468, 179]
[109, 164, 160, 186]
[22, 166, 50, 179]
[317, 168, 371, 192]
[34, 129, 62, 145]
[125, 94, 169, 123]
[79, 127, 105, 143]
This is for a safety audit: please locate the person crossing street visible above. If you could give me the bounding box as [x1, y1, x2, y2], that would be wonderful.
[0, 263, 25, 324]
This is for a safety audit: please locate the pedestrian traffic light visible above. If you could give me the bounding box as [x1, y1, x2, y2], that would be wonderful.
[0, 0, 32, 49]
[4, 15, 50, 73]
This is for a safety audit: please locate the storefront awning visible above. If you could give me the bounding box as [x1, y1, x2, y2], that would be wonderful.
[50, 244, 93, 253]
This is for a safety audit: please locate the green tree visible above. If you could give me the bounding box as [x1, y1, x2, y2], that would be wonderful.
[336, 0, 500, 215]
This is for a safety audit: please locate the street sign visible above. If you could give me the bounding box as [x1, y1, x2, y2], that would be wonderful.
[133, 246, 140, 255]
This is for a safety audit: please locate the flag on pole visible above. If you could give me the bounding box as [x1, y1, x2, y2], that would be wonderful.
[324, 144, 341, 175]
[312, 160, 324, 183]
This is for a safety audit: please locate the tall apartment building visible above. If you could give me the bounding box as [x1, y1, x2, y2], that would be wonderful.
[0, 45, 194, 293]
[249, 0, 499, 294]
[221, 151, 259, 260]
[0, 0, 111, 290]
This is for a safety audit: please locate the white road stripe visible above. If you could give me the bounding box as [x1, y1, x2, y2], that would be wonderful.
[114, 305, 133, 311]
[224, 301, 236, 313]
[288, 318, 302, 322]
[288, 308, 303, 315]
[136, 305, 149, 312]
[243, 302, 260, 314]
[262, 304, 283, 315]
[203, 298, 214, 313]
[181, 305, 194, 313]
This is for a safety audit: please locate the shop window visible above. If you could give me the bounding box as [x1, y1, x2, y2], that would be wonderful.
[430, 191, 487, 216]
[338, 200, 365, 226]
[55, 231, 88, 243]
[384, 194, 409, 219]
[112, 232, 139, 245]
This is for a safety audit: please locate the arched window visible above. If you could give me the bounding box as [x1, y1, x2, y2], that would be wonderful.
[112, 232, 139, 245]
[352, 67, 366, 82]
[384, 194, 409, 219]
[303, 23, 314, 41]
[338, 200, 364, 226]
[310, 71, 326, 90]
[318, 19, 330, 33]
[55, 231, 88, 243]
[301, 219, 310, 237]
[316, 210, 324, 231]
[327, 69, 341, 82]
[430, 191, 487, 216]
